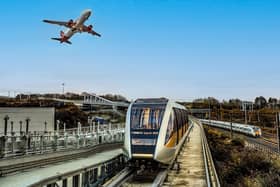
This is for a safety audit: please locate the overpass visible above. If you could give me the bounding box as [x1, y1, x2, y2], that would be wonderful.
[39, 93, 129, 111]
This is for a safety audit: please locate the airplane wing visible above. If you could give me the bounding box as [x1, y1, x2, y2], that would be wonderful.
[89, 30, 101, 37]
[43, 20, 71, 28]
[82, 25, 101, 37]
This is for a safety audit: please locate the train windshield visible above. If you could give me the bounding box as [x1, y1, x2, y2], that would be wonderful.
[252, 126, 260, 132]
[130, 105, 166, 130]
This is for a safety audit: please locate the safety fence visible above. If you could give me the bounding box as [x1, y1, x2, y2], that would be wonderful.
[0, 124, 124, 158]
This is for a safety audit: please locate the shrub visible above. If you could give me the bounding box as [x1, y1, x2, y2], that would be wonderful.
[231, 137, 245, 147]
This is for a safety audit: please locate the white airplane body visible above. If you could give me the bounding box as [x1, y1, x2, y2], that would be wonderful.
[43, 9, 101, 44]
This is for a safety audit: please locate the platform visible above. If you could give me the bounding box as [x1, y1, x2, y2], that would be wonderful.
[0, 148, 123, 187]
[164, 122, 207, 186]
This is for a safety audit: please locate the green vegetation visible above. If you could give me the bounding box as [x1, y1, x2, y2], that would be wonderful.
[205, 127, 280, 186]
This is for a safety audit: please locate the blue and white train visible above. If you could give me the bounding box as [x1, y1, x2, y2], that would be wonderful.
[200, 119, 262, 137]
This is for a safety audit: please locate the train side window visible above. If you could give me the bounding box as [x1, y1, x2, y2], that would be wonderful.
[165, 111, 174, 144]
[173, 109, 178, 132]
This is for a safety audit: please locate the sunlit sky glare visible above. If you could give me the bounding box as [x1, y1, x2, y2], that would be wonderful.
[0, 0, 280, 101]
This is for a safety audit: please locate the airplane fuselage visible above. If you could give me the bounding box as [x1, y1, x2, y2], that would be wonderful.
[63, 9, 91, 39]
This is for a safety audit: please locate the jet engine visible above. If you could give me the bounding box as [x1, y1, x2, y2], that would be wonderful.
[87, 25, 93, 32]
[67, 19, 74, 27]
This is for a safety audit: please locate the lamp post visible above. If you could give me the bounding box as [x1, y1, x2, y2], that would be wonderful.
[276, 112, 280, 153]
[62, 83, 65, 95]
[230, 111, 233, 139]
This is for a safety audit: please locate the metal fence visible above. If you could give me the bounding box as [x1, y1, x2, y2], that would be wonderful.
[0, 123, 125, 158]
[245, 141, 279, 158]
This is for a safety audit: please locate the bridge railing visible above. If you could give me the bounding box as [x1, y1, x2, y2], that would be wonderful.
[0, 124, 125, 158]
[191, 117, 221, 187]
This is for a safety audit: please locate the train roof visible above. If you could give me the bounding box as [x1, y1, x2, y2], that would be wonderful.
[134, 98, 169, 104]
[132, 98, 187, 110]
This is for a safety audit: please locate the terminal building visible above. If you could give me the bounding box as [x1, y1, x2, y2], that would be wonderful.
[0, 107, 55, 134]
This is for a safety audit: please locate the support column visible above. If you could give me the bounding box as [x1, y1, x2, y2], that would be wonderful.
[19, 121, 23, 134]
[44, 121, 48, 133]
[25, 118, 30, 134]
[4, 115, 9, 136]
[0, 136, 6, 158]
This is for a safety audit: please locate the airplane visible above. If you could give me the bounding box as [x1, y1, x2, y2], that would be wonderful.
[43, 9, 101, 44]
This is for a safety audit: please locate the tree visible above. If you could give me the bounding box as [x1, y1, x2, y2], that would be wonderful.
[254, 96, 267, 109]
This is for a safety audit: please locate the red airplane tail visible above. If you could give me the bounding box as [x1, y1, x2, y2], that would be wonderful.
[51, 30, 72, 44]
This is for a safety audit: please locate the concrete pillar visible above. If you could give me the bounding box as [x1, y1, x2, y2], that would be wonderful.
[76, 134, 80, 149]
[25, 118, 30, 134]
[52, 133, 58, 151]
[40, 135, 43, 153]
[56, 120, 60, 133]
[4, 115, 9, 136]
[63, 123, 66, 134]
[78, 122, 81, 135]
[64, 134, 68, 149]
[0, 136, 6, 158]
[11, 122, 15, 153]
[20, 134, 27, 155]
[19, 121, 23, 133]
[44, 121, 47, 133]
[10, 121, 14, 134]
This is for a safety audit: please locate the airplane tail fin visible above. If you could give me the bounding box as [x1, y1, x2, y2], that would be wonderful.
[51, 37, 72, 45]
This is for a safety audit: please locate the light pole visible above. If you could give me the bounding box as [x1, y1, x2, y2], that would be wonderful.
[230, 111, 233, 139]
[62, 83, 65, 95]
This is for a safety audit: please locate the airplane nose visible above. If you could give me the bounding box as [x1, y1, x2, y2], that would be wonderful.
[85, 9, 91, 16]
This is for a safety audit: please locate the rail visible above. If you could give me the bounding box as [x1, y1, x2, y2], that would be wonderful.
[246, 140, 279, 157]
[193, 118, 221, 187]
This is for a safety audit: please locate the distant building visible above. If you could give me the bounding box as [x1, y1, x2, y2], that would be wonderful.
[0, 107, 55, 134]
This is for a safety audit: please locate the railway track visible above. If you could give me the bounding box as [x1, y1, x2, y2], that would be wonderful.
[204, 125, 279, 155]
[0, 142, 123, 176]
[104, 167, 167, 187]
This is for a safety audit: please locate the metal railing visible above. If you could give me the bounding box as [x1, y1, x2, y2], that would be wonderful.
[0, 124, 124, 158]
[194, 118, 221, 187]
[245, 141, 279, 158]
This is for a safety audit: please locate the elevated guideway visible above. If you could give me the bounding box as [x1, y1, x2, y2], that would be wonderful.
[163, 118, 220, 187]
[105, 117, 220, 187]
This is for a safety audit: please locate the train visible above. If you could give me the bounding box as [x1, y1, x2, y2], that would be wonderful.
[200, 119, 262, 137]
[123, 98, 191, 167]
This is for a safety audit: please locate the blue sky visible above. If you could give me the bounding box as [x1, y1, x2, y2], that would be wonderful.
[0, 0, 279, 101]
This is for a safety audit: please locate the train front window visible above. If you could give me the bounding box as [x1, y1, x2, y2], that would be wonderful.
[130, 105, 165, 130]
